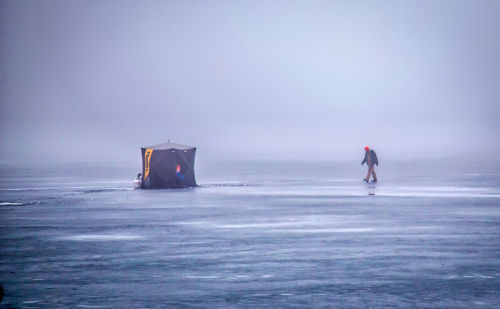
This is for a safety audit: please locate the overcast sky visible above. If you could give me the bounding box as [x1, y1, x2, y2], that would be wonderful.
[1, 0, 499, 163]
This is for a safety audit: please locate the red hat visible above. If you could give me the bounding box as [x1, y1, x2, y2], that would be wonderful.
[364, 146, 369, 151]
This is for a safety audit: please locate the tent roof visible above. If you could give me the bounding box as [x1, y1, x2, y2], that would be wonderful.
[142, 142, 195, 150]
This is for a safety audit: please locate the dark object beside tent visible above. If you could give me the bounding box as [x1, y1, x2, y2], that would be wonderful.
[141, 142, 197, 189]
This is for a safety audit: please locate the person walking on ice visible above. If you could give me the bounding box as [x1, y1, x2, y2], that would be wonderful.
[362, 146, 378, 183]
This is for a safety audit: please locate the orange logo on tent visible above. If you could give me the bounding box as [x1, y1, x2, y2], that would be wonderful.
[144, 149, 153, 179]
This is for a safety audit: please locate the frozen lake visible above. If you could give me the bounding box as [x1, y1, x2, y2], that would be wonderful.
[1, 160, 500, 307]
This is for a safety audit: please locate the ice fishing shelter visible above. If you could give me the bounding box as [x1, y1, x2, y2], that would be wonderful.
[141, 142, 197, 189]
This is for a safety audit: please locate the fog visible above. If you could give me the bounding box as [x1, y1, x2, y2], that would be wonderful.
[1, 0, 499, 163]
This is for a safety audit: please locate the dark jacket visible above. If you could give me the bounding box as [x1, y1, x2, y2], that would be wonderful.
[362, 149, 378, 166]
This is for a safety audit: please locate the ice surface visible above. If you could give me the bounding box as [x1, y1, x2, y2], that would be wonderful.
[1, 161, 500, 307]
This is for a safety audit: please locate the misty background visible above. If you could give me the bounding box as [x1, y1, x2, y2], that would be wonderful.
[1, 0, 499, 164]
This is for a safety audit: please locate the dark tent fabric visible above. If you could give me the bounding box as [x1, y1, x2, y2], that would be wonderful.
[140, 142, 197, 189]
